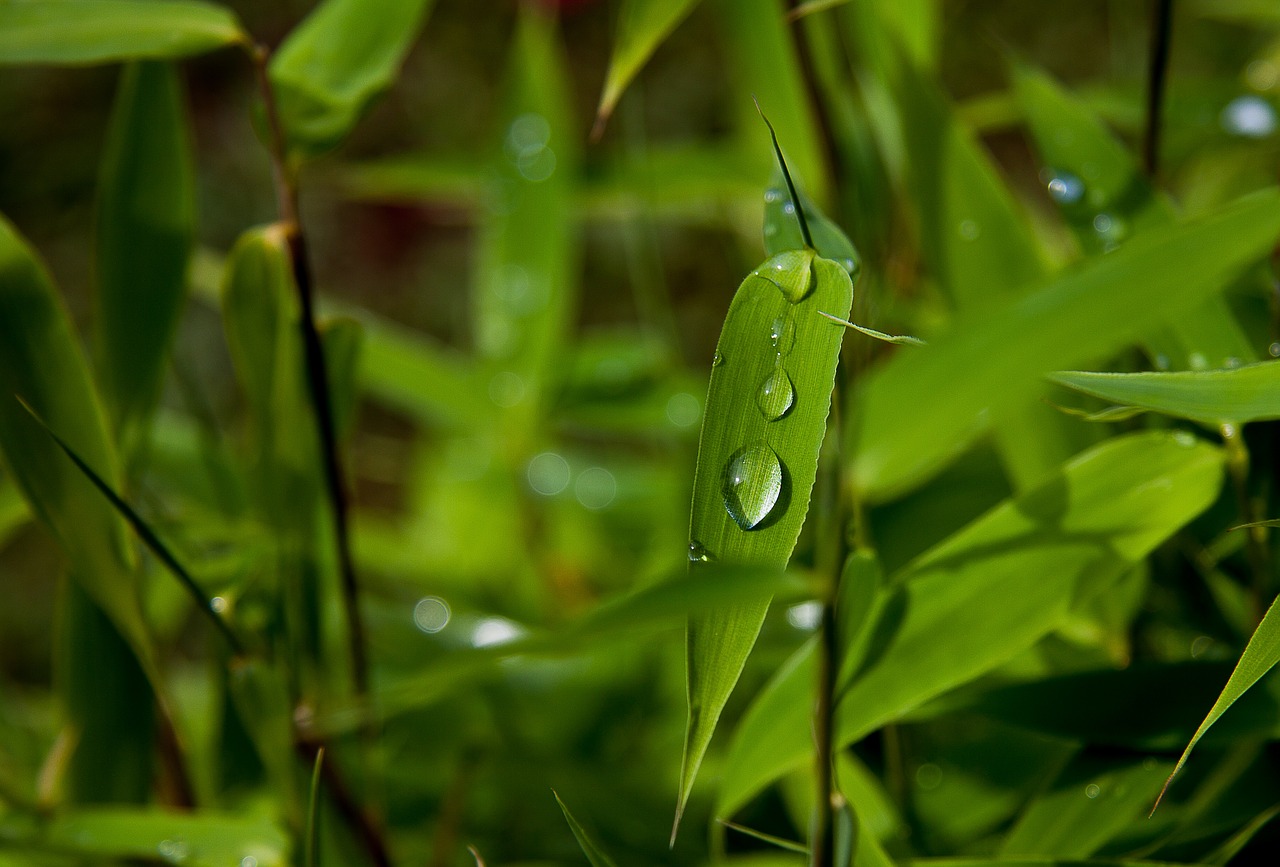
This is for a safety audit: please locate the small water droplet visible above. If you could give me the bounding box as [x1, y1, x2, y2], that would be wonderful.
[958, 219, 980, 241]
[756, 369, 795, 421]
[527, 451, 571, 496]
[1189, 351, 1208, 370]
[782, 201, 796, 216]
[413, 597, 451, 634]
[1046, 171, 1085, 205]
[915, 763, 944, 790]
[770, 315, 796, 356]
[754, 250, 815, 303]
[1221, 422, 1239, 438]
[240, 858, 259, 867]
[722, 444, 784, 531]
[1084, 783, 1101, 799]
[158, 839, 190, 864]
[688, 540, 714, 563]
[1270, 342, 1280, 358]
[209, 596, 228, 614]
[575, 467, 617, 510]
[1225, 356, 1242, 369]
[1221, 95, 1277, 138]
[764, 188, 782, 203]
[840, 257, 857, 274]
[1155, 353, 1171, 371]
[712, 350, 726, 367]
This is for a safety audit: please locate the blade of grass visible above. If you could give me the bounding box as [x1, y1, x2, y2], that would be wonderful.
[555, 791, 621, 867]
[594, 0, 703, 137]
[306, 747, 325, 867]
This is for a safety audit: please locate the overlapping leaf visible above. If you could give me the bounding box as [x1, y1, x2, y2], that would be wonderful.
[1052, 363, 1280, 425]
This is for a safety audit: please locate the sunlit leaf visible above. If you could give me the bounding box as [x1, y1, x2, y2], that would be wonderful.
[555, 791, 620, 867]
[1052, 363, 1280, 426]
[269, 0, 437, 155]
[95, 61, 195, 452]
[0, 0, 246, 65]
[595, 0, 702, 133]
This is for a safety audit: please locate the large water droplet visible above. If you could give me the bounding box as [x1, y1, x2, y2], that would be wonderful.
[756, 369, 795, 421]
[688, 540, 714, 563]
[722, 444, 784, 530]
[753, 249, 815, 303]
[770, 315, 796, 355]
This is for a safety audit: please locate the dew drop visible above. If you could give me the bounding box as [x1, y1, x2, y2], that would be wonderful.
[764, 188, 782, 203]
[1046, 171, 1085, 205]
[958, 219, 980, 241]
[782, 201, 796, 215]
[770, 315, 796, 356]
[1270, 342, 1280, 358]
[1225, 356, 1242, 369]
[722, 444, 784, 531]
[712, 350, 726, 367]
[756, 369, 795, 421]
[1084, 783, 1101, 799]
[688, 540, 714, 563]
[209, 596, 228, 614]
[754, 250, 815, 303]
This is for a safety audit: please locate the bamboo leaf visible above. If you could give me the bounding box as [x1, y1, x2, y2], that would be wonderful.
[852, 189, 1280, 500]
[762, 179, 860, 274]
[320, 316, 363, 442]
[820, 313, 924, 346]
[1159, 591, 1280, 807]
[678, 249, 852, 832]
[1051, 364, 1280, 426]
[595, 0, 702, 133]
[95, 61, 196, 451]
[554, 791, 620, 867]
[0, 0, 246, 65]
[269, 0, 437, 156]
[719, 432, 1223, 817]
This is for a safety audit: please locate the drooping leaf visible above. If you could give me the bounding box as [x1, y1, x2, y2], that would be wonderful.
[1160, 591, 1280, 806]
[95, 61, 196, 451]
[555, 791, 621, 867]
[1011, 60, 1256, 370]
[719, 432, 1223, 817]
[269, 0, 437, 155]
[1052, 363, 1280, 426]
[851, 189, 1280, 500]
[679, 248, 852, 831]
[0, 0, 246, 65]
[595, 0, 702, 133]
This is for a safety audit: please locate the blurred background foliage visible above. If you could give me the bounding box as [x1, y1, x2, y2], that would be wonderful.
[3, 0, 1280, 865]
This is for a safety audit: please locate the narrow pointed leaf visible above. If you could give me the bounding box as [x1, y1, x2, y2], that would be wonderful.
[95, 61, 196, 450]
[555, 791, 620, 867]
[269, 0, 437, 155]
[852, 189, 1280, 499]
[1160, 591, 1280, 806]
[679, 250, 852, 830]
[0, 0, 246, 65]
[1052, 363, 1280, 426]
[719, 432, 1223, 817]
[763, 179, 860, 274]
[595, 0, 702, 131]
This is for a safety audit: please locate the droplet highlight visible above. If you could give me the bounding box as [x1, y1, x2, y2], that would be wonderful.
[756, 369, 795, 421]
[753, 249, 815, 303]
[688, 540, 714, 563]
[1046, 171, 1085, 205]
[770, 315, 796, 356]
[722, 444, 784, 531]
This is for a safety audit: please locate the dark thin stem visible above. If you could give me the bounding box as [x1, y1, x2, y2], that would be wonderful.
[754, 98, 815, 249]
[1142, 0, 1174, 179]
[1222, 424, 1270, 625]
[18, 396, 245, 655]
[248, 43, 370, 702]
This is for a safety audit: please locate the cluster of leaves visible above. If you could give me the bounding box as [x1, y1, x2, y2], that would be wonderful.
[3, 1, 1280, 866]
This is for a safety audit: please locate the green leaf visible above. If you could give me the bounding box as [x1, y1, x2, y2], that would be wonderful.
[95, 61, 196, 451]
[1010, 61, 1255, 370]
[269, 0, 437, 155]
[554, 791, 620, 867]
[1161, 591, 1280, 806]
[0, 0, 246, 65]
[0, 212, 152, 663]
[595, 0, 702, 132]
[320, 315, 363, 441]
[17, 807, 288, 866]
[821, 313, 924, 346]
[1052, 363, 1280, 426]
[718, 432, 1223, 817]
[851, 189, 1280, 500]
[762, 179, 860, 274]
[679, 249, 852, 831]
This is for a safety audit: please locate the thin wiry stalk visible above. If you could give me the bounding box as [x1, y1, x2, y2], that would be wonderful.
[755, 98, 815, 248]
[1142, 0, 1174, 178]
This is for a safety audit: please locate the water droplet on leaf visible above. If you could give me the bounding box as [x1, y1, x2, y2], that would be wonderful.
[688, 540, 714, 562]
[753, 249, 815, 303]
[712, 350, 725, 367]
[1046, 171, 1085, 205]
[769, 315, 796, 355]
[722, 444, 784, 530]
[756, 369, 795, 421]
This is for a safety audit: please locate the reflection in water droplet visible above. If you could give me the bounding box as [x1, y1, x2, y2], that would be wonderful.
[958, 219, 980, 241]
[471, 616, 524, 648]
[488, 371, 527, 407]
[1221, 95, 1278, 138]
[756, 369, 795, 421]
[1085, 783, 1101, 799]
[770, 315, 796, 356]
[575, 467, 617, 510]
[688, 540, 714, 563]
[666, 392, 701, 428]
[722, 444, 784, 530]
[527, 452, 571, 495]
[786, 601, 822, 630]
[915, 763, 944, 791]
[1046, 171, 1085, 205]
[712, 350, 726, 367]
[413, 597, 451, 634]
